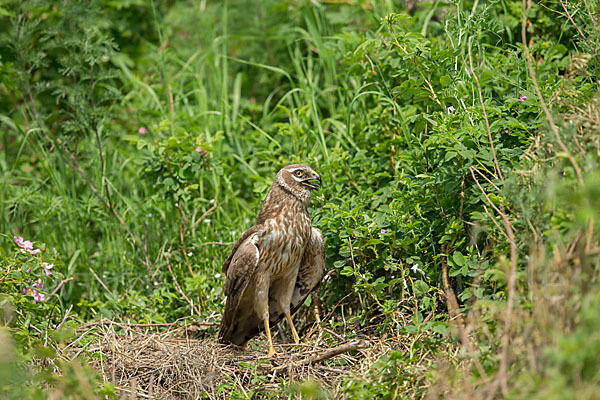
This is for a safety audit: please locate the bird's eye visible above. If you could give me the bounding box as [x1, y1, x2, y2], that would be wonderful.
[295, 170, 303, 177]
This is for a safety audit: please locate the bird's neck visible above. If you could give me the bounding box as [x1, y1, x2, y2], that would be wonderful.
[275, 175, 312, 204]
[256, 180, 310, 224]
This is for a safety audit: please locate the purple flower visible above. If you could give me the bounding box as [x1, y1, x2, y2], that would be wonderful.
[42, 262, 54, 276]
[520, 95, 527, 102]
[22, 288, 29, 295]
[32, 290, 45, 303]
[447, 106, 455, 113]
[33, 282, 43, 289]
[381, 229, 388, 234]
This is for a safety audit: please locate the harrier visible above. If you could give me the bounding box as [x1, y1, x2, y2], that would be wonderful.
[218, 164, 325, 356]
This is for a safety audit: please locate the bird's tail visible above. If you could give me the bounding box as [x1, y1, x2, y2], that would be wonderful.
[218, 298, 234, 344]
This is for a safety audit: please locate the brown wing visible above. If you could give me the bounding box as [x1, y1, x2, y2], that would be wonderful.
[291, 227, 326, 315]
[218, 227, 261, 344]
[222, 224, 261, 275]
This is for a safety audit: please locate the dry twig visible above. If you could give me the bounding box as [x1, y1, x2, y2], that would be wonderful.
[470, 167, 517, 398]
[521, 0, 584, 185]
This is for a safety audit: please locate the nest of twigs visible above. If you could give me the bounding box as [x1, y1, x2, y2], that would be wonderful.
[78, 320, 380, 399]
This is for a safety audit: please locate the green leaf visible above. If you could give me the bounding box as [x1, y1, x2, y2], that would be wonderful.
[413, 280, 429, 296]
[340, 266, 354, 276]
[453, 251, 465, 267]
[440, 74, 451, 87]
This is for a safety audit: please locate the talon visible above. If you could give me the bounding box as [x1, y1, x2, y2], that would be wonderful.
[285, 312, 301, 345]
[264, 317, 283, 357]
[267, 347, 283, 357]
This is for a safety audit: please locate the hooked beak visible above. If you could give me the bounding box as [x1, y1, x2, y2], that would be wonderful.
[303, 172, 322, 190]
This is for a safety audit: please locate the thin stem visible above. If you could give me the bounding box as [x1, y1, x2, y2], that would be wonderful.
[521, 0, 584, 185]
[559, 0, 600, 65]
[470, 167, 517, 398]
[165, 247, 203, 316]
[468, 37, 504, 183]
[582, 0, 598, 28]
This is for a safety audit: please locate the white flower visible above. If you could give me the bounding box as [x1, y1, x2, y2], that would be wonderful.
[411, 264, 424, 275]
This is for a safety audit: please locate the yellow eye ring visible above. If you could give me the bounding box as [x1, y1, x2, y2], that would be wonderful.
[295, 170, 303, 177]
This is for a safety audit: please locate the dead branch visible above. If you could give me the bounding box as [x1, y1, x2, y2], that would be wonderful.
[268, 340, 367, 372]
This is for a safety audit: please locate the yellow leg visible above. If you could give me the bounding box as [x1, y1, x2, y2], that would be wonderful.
[263, 317, 280, 357]
[285, 312, 301, 344]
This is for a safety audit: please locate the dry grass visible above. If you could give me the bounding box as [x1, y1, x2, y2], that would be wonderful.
[68, 320, 419, 399]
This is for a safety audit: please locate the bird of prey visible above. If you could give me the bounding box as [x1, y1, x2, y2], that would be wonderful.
[218, 164, 325, 356]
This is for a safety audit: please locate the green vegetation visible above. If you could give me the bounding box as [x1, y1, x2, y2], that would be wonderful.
[1, 0, 599, 398]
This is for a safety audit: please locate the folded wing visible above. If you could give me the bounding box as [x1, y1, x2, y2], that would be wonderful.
[291, 227, 326, 315]
[218, 229, 261, 345]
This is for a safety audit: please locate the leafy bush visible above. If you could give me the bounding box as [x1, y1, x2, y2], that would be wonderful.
[1, 0, 599, 398]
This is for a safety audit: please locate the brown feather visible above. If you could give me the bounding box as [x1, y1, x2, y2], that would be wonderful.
[221, 225, 261, 275]
[218, 164, 325, 348]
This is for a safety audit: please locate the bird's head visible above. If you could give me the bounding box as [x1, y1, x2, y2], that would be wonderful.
[274, 164, 322, 201]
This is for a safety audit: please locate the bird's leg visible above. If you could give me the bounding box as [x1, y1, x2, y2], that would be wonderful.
[263, 317, 278, 357]
[284, 312, 301, 345]
[313, 296, 324, 339]
[278, 271, 301, 345]
[255, 273, 280, 357]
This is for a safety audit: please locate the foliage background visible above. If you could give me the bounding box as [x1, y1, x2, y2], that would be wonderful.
[0, 0, 599, 398]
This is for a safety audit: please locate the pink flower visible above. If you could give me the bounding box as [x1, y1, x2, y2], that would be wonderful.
[14, 236, 33, 251]
[195, 147, 206, 159]
[14, 236, 40, 254]
[520, 95, 527, 102]
[22, 288, 29, 295]
[32, 289, 44, 303]
[381, 229, 388, 234]
[43, 262, 54, 276]
[33, 282, 43, 289]
[138, 127, 147, 134]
